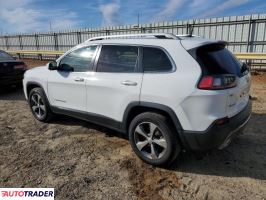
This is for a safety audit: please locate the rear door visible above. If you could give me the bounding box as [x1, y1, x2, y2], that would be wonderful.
[195, 44, 251, 117]
[85, 45, 142, 122]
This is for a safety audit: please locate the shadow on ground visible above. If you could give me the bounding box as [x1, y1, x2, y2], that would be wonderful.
[0, 86, 265, 181]
[51, 111, 266, 181]
[0, 86, 25, 101]
[171, 113, 266, 180]
[51, 114, 128, 140]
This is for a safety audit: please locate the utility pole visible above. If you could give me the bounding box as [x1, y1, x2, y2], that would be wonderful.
[137, 13, 140, 27]
[49, 21, 52, 32]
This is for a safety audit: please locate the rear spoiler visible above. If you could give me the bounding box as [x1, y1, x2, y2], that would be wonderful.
[181, 38, 227, 51]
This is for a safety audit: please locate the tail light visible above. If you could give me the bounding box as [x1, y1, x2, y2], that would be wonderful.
[14, 64, 27, 70]
[198, 74, 237, 90]
[215, 117, 229, 125]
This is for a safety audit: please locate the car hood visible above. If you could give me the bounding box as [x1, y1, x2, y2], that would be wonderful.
[24, 65, 48, 78]
[29, 65, 47, 70]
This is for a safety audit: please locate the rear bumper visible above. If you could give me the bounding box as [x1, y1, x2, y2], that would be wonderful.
[182, 99, 252, 151]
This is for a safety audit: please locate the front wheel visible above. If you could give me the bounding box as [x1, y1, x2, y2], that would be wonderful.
[129, 112, 181, 166]
[28, 87, 54, 122]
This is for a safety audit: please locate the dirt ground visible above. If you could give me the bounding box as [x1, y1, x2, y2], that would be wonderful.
[0, 59, 265, 200]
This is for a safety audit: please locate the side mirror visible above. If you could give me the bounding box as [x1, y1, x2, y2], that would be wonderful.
[57, 64, 74, 72]
[48, 61, 58, 70]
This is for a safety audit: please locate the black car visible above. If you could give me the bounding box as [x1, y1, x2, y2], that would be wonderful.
[0, 50, 27, 86]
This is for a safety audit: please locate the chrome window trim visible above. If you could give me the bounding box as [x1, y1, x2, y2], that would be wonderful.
[56, 44, 99, 72]
[140, 45, 176, 74]
[94, 44, 140, 73]
[92, 43, 176, 74]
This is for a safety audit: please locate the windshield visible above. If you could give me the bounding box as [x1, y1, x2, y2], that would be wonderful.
[0, 51, 15, 62]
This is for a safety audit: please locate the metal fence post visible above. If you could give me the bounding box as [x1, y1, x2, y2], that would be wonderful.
[54, 33, 59, 51]
[34, 34, 39, 51]
[246, 16, 252, 52]
[18, 35, 23, 50]
[186, 23, 189, 34]
[77, 32, 81, 44]
[148, 23, 152, 33]
[4, 36, 9, 50]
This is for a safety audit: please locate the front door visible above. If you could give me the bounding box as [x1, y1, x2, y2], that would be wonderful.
[48, 45, 98, 111]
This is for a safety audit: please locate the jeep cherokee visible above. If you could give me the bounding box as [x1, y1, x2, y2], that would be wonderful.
[23, 33, 251, 166]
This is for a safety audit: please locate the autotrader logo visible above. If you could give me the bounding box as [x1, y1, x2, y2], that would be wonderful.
[0, 188, 54, 199]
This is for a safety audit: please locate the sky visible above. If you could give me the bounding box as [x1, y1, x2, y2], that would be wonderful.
[0, 0, 266, 34]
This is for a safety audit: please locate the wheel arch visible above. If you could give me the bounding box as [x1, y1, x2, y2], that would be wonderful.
[122, 102, 187, 147]
[26, 81, 41, 95]
[26, 81, 50, 104]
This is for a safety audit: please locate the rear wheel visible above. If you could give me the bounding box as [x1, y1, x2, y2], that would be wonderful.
[29, 87, 54, 122]
[129, 112, 181, 166]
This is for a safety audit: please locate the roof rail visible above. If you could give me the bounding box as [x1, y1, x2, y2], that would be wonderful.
[85, 33, 179, 42]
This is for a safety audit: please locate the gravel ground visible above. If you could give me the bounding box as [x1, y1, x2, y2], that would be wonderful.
[0, 59, 265, 200]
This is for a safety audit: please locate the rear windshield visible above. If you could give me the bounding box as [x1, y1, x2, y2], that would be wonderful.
[193, 44, 243, 77]
[0, 51, 15, 62]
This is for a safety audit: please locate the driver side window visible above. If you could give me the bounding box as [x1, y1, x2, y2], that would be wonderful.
[59, 46, 97, 72]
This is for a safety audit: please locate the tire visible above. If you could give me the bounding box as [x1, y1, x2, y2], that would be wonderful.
[28, 87, 54, 122]
[129, 112, 181, 166]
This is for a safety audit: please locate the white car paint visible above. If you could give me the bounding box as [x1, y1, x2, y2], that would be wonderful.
[47, 70, 87, 111]
[23, 34, 251, 132]
[85, 72, 142, 122]
[23, 66, 48, 99]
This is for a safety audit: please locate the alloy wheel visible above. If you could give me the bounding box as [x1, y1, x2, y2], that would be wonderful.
[31, 93, 46, 119]
[134, 122, 167, 160]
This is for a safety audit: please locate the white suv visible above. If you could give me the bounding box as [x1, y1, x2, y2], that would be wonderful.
[23, 33, 252, 166]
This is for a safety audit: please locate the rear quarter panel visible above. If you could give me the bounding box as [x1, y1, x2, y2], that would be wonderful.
[140, 41, 202, 131]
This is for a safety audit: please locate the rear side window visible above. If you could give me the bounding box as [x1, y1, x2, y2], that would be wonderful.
[142, 47, 172, 72]
[0, 51, 14, 61]
[195, 44, 242, 76]
[97, 45, 138, 73]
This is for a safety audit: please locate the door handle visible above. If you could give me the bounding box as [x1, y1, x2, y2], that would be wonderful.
[121, 80, 137, 86]
[74, 77, 84, 82]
